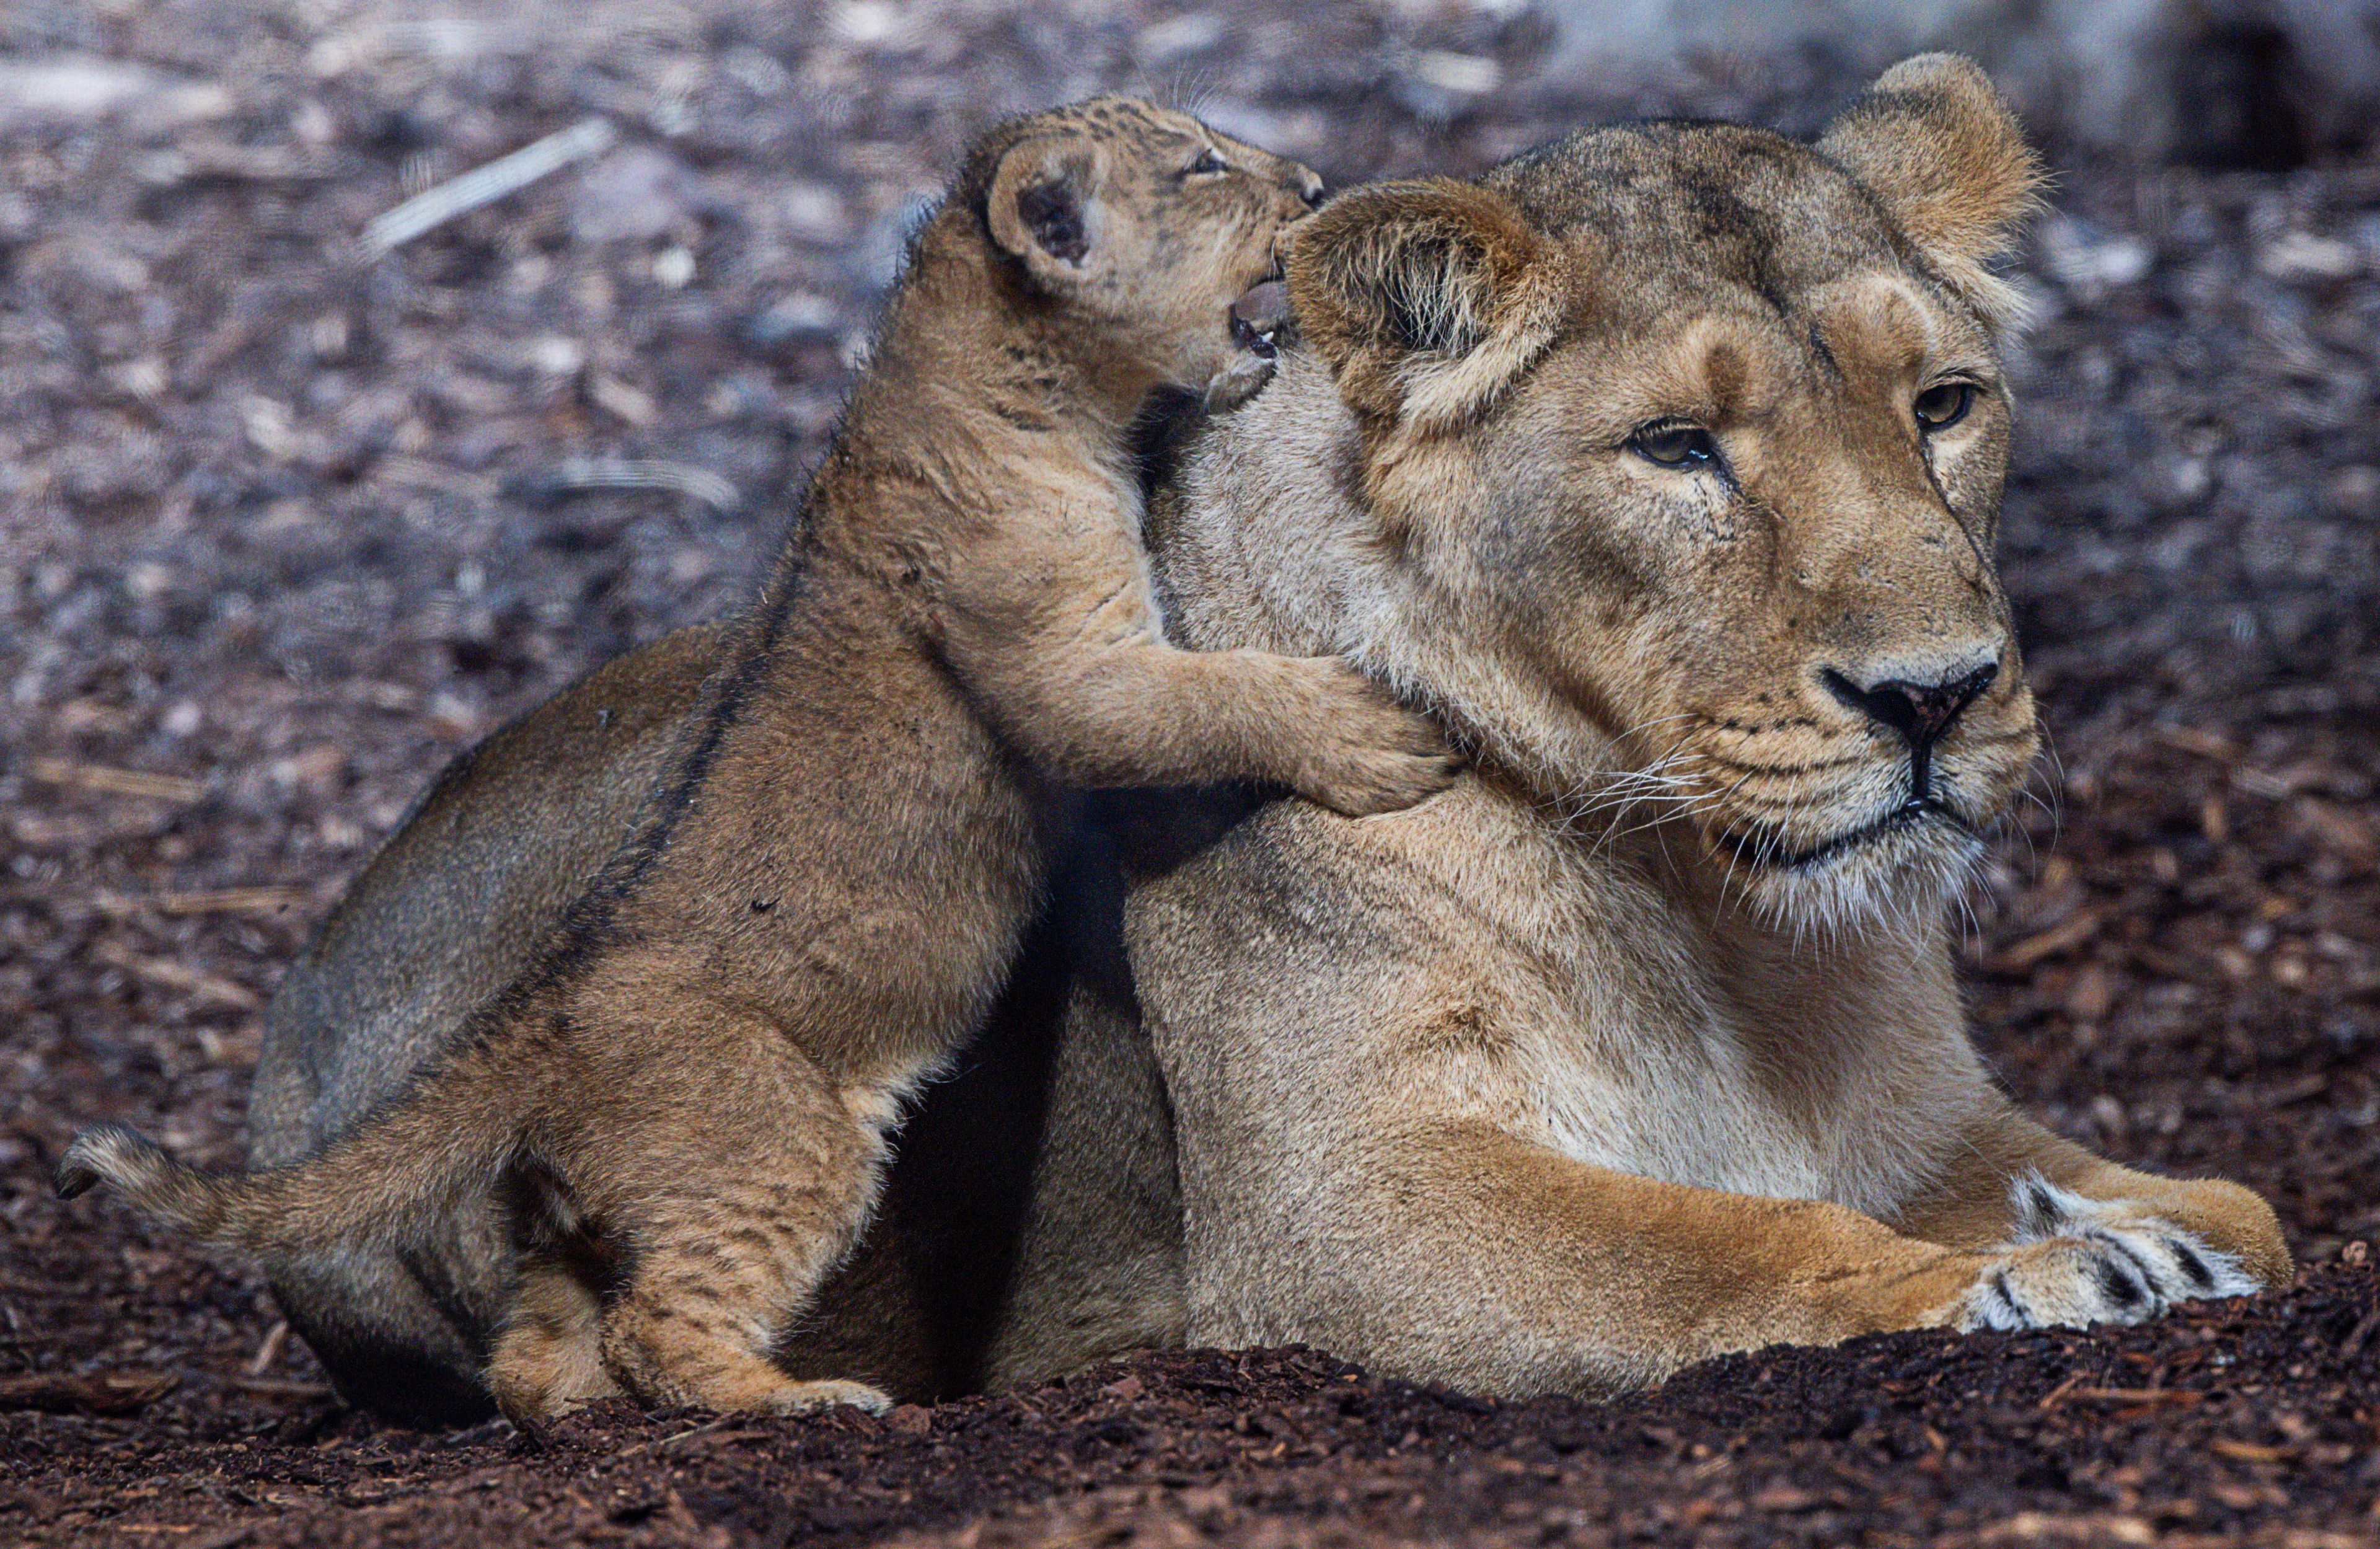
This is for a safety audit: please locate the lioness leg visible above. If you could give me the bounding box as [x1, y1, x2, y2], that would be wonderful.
[1191, 1120, 2244, 1398]
[1887, 1103, 2289, 1304]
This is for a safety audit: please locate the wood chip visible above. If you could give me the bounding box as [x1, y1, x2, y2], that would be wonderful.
[2150, 724, 2236, 761]
[93, 942, 262, 1010]
[221, 1374, 333, 1400]
[28, 758, 207, 805]
[247, 1320, 289, 1376]
[2233, 765, 2299, 800]
[588, 374, 658, 426]
[506, 456, 740, 514]
[1988, 908, 2104, 973]
[0, 1369, 180, 1414]
[2296, 797, 2379, 860]
[614, 1415, 739, 1457]
[362, 117, 615, 255]
[137, 143, 335, 186]
[1975, 1511, 2154, 1544]
[187, 1526, 259, 1549]
[94, 887, 310, 917]
[1748, 1485, 1820, 1512]
[2048, 1386, 2203, 1408]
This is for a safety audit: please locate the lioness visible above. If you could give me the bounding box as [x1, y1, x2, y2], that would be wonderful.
[60, 97, 1454, 1423]
[1121, 53, 2290, 1392]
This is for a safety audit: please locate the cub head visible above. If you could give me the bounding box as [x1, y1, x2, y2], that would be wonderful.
[962, 96, 1324, 407]
[1197, 56, 2047, 933]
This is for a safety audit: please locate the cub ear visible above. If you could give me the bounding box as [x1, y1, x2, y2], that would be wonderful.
[1286, 177, 1565, 433]
[985, 137, 1098, 281]
[1818, 53, 2045, 331]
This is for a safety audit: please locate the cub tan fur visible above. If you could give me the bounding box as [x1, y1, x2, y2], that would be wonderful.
[1127, 54, 2286, 1393]
[60, 97, 1452, 1423]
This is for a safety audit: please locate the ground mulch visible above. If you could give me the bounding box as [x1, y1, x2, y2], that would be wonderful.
[3, 2, 2376, 1545]
[0, 1262, 2373, 1548]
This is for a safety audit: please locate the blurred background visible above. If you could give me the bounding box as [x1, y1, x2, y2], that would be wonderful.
[6, 0, 2379, 751]
[2, 0, 2378, 1407]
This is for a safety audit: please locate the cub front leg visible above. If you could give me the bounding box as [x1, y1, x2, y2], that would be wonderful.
[938, 575, 1457, 816]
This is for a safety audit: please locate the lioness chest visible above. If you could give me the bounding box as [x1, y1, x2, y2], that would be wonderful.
[1325, 785, 1985, 1220]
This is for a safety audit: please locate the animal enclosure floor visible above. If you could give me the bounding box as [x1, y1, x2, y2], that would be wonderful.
[2, 1269, 2377, 1548]
[4, 2, 2377, 1544]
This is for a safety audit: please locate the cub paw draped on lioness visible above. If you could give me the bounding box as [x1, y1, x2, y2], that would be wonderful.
[1277, 659, 1464, 816]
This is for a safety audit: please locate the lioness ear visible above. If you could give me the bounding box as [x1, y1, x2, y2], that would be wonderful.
[985, 138, 1097, 282]
[1287, 177, 1564, 433]
[1818, 53, 2045, 332]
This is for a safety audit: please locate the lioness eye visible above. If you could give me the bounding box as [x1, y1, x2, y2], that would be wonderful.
[1629, 423, 1719, 469]
[1914, 381, 1974, 431]
[1183, 147, 1228, 177]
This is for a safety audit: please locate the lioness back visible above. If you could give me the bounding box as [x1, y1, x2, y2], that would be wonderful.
[250, 625, 727, 1168]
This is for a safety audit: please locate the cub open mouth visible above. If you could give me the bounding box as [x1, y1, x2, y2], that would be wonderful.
[1716, 798, 1971, 872]
[1230, 275, 1292, 358]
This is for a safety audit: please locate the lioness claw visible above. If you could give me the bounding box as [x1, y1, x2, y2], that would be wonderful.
[1956, 1175, 2260, 1332]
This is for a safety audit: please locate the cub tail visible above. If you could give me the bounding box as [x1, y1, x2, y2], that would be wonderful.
[58, 1051, 529, 1256]
[58, 1124, 297, 1248]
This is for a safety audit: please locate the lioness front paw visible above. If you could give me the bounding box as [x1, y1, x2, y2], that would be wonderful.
[1956, 1175, 2261, 1333]
[1291, 664, 1460, 817]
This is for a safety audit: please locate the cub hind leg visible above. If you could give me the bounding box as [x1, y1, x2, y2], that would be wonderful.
[488, 1257, 620, 1420]
[563, 1017, 897, 1417]
[602, 1297, 891, 1416]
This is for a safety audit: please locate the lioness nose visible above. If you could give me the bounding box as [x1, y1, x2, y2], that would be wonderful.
[1822, 661, 1998, 755]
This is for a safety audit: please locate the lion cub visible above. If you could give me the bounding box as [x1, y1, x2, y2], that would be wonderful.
[62, 99, 1454, 1421]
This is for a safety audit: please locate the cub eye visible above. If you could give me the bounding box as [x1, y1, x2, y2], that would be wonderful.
[1183, 147, 1228, 177]
[1914, 381, 1975, 431]
[1629, 422, 1719, 469]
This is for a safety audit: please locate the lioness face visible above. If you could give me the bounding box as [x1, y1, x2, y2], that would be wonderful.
[1474, 155, 2040, 929]
[978, 97, 1323, 408]
[1287, 58, 2047, 932]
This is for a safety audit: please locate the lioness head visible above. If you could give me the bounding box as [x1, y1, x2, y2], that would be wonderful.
[960, 96, 1324, 407]
[1169, 56, 2047, 933]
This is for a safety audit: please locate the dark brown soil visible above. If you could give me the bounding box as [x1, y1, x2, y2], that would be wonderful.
[4, 2, 2376, 1545]
[0, 1263, 2373, 1549]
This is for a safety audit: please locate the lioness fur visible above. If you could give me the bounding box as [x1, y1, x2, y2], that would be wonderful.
[60, 97, 1455, 1423]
